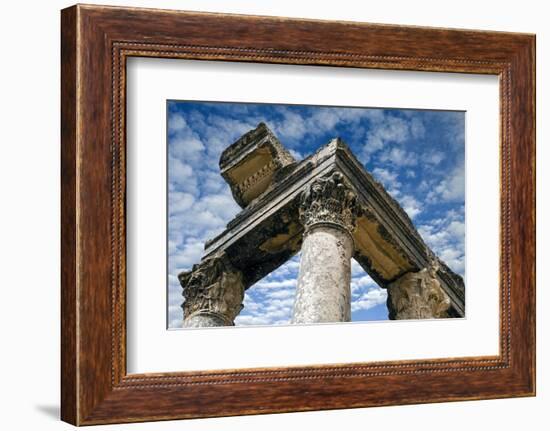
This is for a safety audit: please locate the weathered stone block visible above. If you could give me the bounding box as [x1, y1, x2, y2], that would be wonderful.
[219, 122, 296, 208]
[179, 252, 244, 327]
[387, 265, 451, 319]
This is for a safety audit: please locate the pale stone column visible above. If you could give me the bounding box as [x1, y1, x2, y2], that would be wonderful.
[292, 172, 359, 324]
[178, 252, 244, 327]
[386, 262, 451, 320]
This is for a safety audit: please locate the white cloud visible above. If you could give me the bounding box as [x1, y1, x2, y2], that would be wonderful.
[271, 106, 381, 145]
[231, 257, 302, 326]
[168, 113, 187, 133]
[237, 282, 296, 326]
[234, 314, 277, 326]
[372, 167, 401, 191]
[417, 208, 465, 275]
[349, 263, 387, 315]
[170, 240, 204, 271]
[203, 115, 258, 152]
[168, 112, 207, 164]
[428, 160, 465, 203]
[425, 151, 445, 165]
[362, 114, 412, 160]
[378, 147, 418, 167]
[399, 194, 422, 219]
[351, 275, 377, 294]
[266, 288, 295, 300]
[351, 259, 364, 277]
[267, 257, 300, 278]
[409, 117, 426, 139]
[265, 297, 295, 312]
[199, 193, 241, 221]
[200, 170, 229, 194]
[170, 136, 205, 162]
[438, 247, 465, 275]
[254, 279, 297, 290]
[289, 149, 303, 160]
[168, 189, 240, 240]
[169, 316, 183, 329]
[169, 191, 195, 215]
[448, 220, 465, 240]
[272, 108, 308, 140]
[351, 287, 387, 312]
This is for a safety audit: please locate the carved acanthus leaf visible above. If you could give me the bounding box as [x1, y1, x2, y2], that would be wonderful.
[387, 267, 451, 319]
[178, 253, 244, 324]
[300, 172, 359, 233]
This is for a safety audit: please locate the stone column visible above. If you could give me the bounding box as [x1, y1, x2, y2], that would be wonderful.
[178, 252, 244, 327]
[292, 172, 359, 324]
[386, 262, 451, 320]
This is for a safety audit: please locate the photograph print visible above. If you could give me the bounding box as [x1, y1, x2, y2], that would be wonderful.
[167, 101, 465, 329]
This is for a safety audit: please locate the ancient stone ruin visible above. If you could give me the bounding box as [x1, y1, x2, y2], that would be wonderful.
[178, 123, 465, 327]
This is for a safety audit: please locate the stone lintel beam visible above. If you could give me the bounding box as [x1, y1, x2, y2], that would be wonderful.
[202, 137, 465, 317]
[386, 265, 451, 319]
[333, 144, 465, 316]
[178, 252, 244, 327]
[219, 122, 296, 208]
[203, 139, 342, 288]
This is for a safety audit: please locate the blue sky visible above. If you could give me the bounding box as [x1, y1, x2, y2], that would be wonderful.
[167, 101, 465, 328]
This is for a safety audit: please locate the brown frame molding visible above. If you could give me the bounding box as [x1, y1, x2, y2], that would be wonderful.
[61, 4, 535, 425]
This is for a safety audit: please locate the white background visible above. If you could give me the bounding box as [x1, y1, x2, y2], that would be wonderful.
[0, 0, 547, 430]
[127, 59, 499, 373]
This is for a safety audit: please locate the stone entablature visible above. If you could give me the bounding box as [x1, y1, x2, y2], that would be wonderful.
[219, 122, 296, 208]
[180, 123, 465, 325]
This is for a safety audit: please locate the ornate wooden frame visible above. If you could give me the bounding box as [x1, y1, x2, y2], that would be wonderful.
[61, 4, 536, 425]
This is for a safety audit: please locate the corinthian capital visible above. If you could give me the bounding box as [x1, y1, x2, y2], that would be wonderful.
[300, 172, 359, 233]
[178, 252, 244, 327]
[387, 266, 451, 320]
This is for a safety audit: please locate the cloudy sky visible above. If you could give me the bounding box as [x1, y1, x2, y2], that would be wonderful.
[167, 101, 465, 328]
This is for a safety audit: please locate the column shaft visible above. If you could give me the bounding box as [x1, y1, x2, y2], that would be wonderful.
[183, 312, 230, 328]
[292, 172, 359, 324]
[292, 225, 353, 323]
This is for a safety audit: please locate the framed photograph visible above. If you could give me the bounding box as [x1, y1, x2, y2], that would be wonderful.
[61, 4, 535, 425]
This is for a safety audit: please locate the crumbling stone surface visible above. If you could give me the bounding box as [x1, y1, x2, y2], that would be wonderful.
[292, 173, 358, 323]
[299, 172, 359, 234]
[292, 225, 354, 323]
[178, 252, 244, 327]
[386, 264, 451, 320]
[219, 122, 296, 208]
